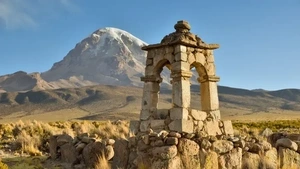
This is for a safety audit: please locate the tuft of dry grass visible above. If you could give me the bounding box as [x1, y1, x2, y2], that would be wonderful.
[0, 160, 8, 169]
[15, 130, 42, 156]
[94, 154, 111, 169]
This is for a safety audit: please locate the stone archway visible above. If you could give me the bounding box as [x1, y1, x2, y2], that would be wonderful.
[140, 20, 221, 133]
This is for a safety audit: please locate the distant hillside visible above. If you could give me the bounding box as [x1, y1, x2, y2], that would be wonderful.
[1, 84, 300, 122]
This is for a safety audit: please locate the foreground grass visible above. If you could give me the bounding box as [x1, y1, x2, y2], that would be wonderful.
[1, 119, 300, 168]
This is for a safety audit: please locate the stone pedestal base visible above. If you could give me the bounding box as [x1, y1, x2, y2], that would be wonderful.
[135, 108, 233, 137]
[123, 109, 236, 169]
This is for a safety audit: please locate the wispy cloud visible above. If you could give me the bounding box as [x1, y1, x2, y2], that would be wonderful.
[0, 0, 79, 30]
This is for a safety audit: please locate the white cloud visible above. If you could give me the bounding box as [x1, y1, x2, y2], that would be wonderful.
[0, 0, 79, 30]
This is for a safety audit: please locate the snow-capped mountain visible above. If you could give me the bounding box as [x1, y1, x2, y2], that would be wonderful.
[41, 27, 169, 87]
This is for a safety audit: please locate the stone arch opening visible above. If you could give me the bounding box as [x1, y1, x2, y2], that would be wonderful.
[190, 61, 208, 110]
[153, 59, 172, 110]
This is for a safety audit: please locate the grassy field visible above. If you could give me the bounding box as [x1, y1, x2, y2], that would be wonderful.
[0, 119, 300, 168]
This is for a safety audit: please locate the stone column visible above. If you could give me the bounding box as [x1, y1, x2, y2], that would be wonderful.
[171, 71, 192, 109]
[198, 75, 221, 120]
[140, 76, 161, 121]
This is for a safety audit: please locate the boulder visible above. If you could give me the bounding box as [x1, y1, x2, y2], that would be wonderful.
[112, 139, 129, 169]
[204, 151, 218, 169]
[242, 152, 260, 169]
[278, 147, 300, 169]
[218, 148, 242, 169]
[60, 142, 77, 163]
[82, 142, 106, 168]
[264, 148, 277, 169]
[261, 128, 273, 137]
[105, 145, 114, 161]
[57, 134, 73, 146]
[178, 138, 200, 169]
[212, 140, 234, 154]
[151, 145, 177, 160]
[276, 138, 298, 151]
[259, 140, 272, 151]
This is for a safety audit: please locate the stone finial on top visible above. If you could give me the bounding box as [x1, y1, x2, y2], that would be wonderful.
[174, 20, 191, 33]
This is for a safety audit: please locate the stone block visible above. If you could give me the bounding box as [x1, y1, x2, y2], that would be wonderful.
[190, 109, 207, 121]
[194, 52, 206, 65]
[164, 53, 174, 64]
[146, 58, 153, 66]
[165, 46, 174, 54]
[140, 120, 151, 132]
[171, 61, 190, 72]
[174, 45, 186, 54]
[175, 52, 188, 62]
[140, 109, 151, 120]
[206, 50, 215, 63]
[153, 56, 164, 68]
[170, 107, 188, 120]
[145, 65, 155, 76]
[186, 47, 195, 53]
[204, 120, 222, 136]
[143, 82, 160, 92]
[168, 120, 194, 133]
[172, 79, 191, 108]
[206, 63, 216, 76]
[150, 120, 165, 130]
[223, 120, 234, 136]
[147, 50, 155, 58]
[188, 52, 196, 64]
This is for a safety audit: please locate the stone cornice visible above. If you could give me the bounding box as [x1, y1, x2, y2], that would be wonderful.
[142, 21, 219, 51]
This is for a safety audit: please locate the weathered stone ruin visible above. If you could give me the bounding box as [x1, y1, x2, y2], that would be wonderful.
[49, 21, 300, 169]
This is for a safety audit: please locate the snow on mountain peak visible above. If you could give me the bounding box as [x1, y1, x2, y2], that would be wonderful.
[92, 27, 147, 47]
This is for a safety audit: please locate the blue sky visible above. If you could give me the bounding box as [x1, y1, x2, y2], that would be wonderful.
[0, 0, 299, 90]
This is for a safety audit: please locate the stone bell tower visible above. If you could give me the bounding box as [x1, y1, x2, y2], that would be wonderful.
[122, 20, 234, 169]
[139, 20, 228, 135]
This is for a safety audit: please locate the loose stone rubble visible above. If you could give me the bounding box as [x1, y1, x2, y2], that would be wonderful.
[49, 133, 115, 168]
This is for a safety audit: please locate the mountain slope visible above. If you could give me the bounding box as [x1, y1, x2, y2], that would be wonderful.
[41, 27, 153, 87]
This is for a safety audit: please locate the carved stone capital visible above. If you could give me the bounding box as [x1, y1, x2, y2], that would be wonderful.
[198, 75, 220, 83]
[171, 71, 193, 79]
